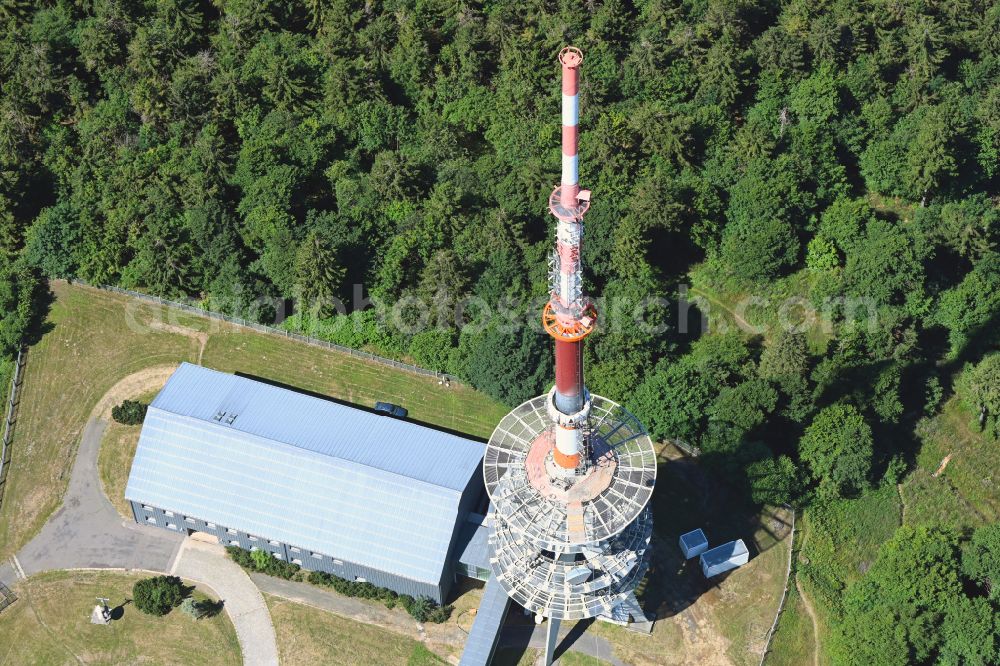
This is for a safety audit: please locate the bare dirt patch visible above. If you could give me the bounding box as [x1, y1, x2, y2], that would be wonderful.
[89, 364, 178, 422]
[148, 321, 209, 364]
[932, 454, 953, 478]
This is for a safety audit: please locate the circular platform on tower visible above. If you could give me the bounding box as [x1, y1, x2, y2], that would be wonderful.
[482, 393, 657, 548]
[489, 505, 653, 620]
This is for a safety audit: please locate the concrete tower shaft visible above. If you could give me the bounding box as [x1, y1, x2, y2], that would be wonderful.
[544, 46, 596, 468]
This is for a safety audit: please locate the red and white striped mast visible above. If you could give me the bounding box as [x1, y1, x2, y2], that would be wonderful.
[544, 46, 597, 473]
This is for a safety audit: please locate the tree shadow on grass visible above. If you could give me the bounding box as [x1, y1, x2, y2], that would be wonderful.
[197, 598, 226, 619]
[23, 277, 55, 349]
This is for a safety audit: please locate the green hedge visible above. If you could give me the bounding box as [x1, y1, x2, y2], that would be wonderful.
[225, 545, 301, 580]
[307, 570, 452, 623]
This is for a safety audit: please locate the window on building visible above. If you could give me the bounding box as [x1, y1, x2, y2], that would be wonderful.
[248, 535, 258, 542]
[229, 540, 239, 546]
[311, 552, 322, 559]
[166, 523, 177, 530]
[289, 547, 301, 553]
[292, 558, 302, 565]
[269, 540, 280, 546]
[355, 577, 367, 583]
[207, 523, 216, 529]
[145, 516, 156, 524]
[333, 559, 343, 566]
[164, 510, 174, 517]
[274, 553, 284, 560]
[227, 528, 237, 535]
[184, 517, 196, 524]
[250, 546, 259, 552]
[142, 505, 154, 511]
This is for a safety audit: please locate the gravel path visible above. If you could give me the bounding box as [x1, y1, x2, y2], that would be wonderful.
[173, 539, 279, 666]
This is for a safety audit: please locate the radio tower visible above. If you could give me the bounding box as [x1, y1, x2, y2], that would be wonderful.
[482, 47, 657, 666]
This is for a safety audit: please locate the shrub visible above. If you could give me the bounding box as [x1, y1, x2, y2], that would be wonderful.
[407, 595, 434, 622]
[226, 546, 300, 580]
[251, 548, 271, 570]
[112, 399, 148, 425]
[260, 557, 301, 580]
[180, 597, 208, 619]
[226, 545, 254, 569]
[133, 575, 185, 616]
[306, 573, 450, 623]
[426, 603, 453, 623]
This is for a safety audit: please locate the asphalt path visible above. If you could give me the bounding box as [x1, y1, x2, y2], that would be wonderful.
[13, 418, 183, 576]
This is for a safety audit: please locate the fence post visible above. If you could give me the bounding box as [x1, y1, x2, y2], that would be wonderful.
[0, 347, 26, 504]
[758, 506, 797, 666]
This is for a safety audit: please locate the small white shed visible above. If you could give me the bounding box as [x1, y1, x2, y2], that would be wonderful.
[678, 529, 709, 559]
[700, 539, 749, 578]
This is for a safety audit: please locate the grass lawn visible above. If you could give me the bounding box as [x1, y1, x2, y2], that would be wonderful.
[97, 389, 158, 520]
[0, 570, 240, 665]
[492, 648, 538, 665]
[556, 653, 614, 666]
[899, 466, 983, 532]
[1, 281, 507, 557]
[797, 485, 900, 614]
[0, 282, 198, 560]
[791, 486, 900, 666]
[913, 397, 999, 524]
[264, 594, 447, 665]
[687, 267, 834, 354]
[766, 582, 815, 666]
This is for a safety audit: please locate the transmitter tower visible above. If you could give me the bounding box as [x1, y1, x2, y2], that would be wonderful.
[482, 46, 658, 666]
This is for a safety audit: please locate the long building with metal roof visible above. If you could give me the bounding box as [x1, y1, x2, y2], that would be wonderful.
[125, 362, 487, 603]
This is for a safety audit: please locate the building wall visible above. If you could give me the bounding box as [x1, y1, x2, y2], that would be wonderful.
[440, 468, 487, 597]
[130, 501, 444, 603]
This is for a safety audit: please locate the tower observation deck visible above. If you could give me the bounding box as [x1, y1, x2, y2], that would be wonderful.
[472, 46, 658, 666]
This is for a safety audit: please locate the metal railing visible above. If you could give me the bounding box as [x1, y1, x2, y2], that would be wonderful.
[74, 281, 449, 382]
[0, 579, 16, 614]
[0, 347, 25, 509]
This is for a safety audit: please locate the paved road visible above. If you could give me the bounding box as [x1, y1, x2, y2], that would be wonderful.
[255, 573, 628, 665]
[13, 418, 183, 577]
[0, 417, 275, 666]
[497, 625, 628, 666]
[173, 538, 280, 666]
[253, 572, 469, 644]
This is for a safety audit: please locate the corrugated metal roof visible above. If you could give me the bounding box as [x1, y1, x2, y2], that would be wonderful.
[147, 363, 484, 490]
[126, 363, 485, 584]
[456, 514, 492, 571]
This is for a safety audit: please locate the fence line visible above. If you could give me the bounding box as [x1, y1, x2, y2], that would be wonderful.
[758, 506, 798, 666]
[0, 347, 25, 508]
[73, 281, 449, 382]
[0, 579, 16, 614]
[670, 438, 702, 457]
